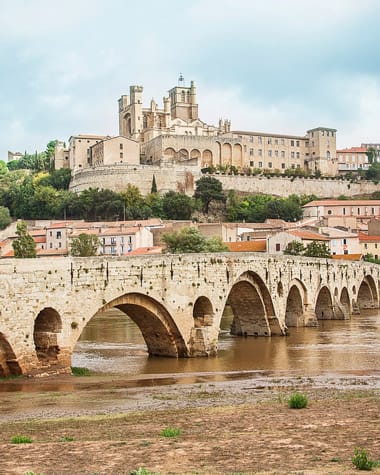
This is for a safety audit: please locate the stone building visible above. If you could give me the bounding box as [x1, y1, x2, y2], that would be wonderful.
[55, 77, 339, 179]
[336, 147, 369, 174]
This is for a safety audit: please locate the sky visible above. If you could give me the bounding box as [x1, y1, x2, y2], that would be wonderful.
[1, 0, 380, 160]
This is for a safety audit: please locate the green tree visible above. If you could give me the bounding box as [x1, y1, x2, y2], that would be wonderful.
[162, 191, 194, 220]
[12, 220, 36, 258]
[162, 227, 229, 253]
[151, 175, 157, 193]
[70, 233, 100, 257]
[37, 168, 71, 190]
[0, 206, 11, 230]
[366, 146, 379, 165]
[194, 176, 226, 214]
[284, 240, 305, 256]
[304, 241, 331, 258]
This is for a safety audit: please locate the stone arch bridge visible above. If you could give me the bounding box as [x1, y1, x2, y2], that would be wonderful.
[0, 253, 378, 376]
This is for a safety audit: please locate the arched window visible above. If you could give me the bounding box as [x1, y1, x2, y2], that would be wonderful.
[326, 151, 331, 159]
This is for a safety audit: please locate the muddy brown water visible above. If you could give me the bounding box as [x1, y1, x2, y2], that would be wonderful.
[72, 307, 380, 380]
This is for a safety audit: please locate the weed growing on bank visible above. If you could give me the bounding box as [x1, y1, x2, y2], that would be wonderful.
[160, 426, 181, 437]
[129, 469, 160, 475]
[24, 472, 45, 475]
[59, 436, 74, 442]
[352, 448, 375, 470]
[71, 366, 91, 376]
[11, 435, 32, 444]
[288, 392, 308, 409]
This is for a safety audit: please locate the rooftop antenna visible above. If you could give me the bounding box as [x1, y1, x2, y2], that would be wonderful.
[178, 73, 185, 86]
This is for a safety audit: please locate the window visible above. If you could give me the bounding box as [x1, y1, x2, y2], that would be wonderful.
[296, 140, 300, 147]
[291, 140, 294, 146]
[281, 163, 285, 169]
[249, 148, 254, 156]
[120, 143, 123, 150]
[246, 236, 250, 241]
[291, 164, 295, 169]
[312, 141, 314, 147]
[327, 210, 332, 215]
[258, 161, 263, 168]
[250, 161, 254, 167]
[249, 136, 253, 142]
[58, 242, 62, 248]
[343, 238, 347, 245]
[275, 150, 278, 157]
[258, 136, 262, 144]
[281, 150, 285, 158]
[343, 208, 346, 215]
[281, 138, 285, 146]
[243, 145, 247, 152]
[365, 243, 368, 249]
[268, 138, 272, 144]
[268, 162, 272, 168]
[274, 139, 278, 145]
[276, 243, 280, 251]
[326, 151, 331, 159]
[56, 231, 61, 239]
[120, 152, 123, 158]
[372, 208, 375, 214]
[111, 246, 117, 255]
[50, 243, 53, 249]
[258, 149, 263, 157]
[375, 243, 378, 249]
[111, 237, 116, 245]
[357, 208, 360, 215]
[291, 152, 295, 158]
[296, 152, 300, 159]
[344, 250, 348, 255]
[49, 231, 52, 237]
[268, 150, 272, 157]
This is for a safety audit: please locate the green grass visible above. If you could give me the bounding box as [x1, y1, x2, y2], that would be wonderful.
[71, 366, 91, 376]
[160, 426, 181, 438]
[59, 435, 74, 442]
[11, 435, 32, 444]
[352, 448, 375, 470]
[288, 392, 308, 409]
[129, 469, 160, 475]
[24, 472, 45, 475]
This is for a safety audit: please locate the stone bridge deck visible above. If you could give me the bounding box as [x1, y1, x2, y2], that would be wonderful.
[0, 253, 378, 376]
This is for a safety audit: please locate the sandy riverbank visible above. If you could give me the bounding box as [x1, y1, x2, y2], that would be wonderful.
[0, 373, 379, 474]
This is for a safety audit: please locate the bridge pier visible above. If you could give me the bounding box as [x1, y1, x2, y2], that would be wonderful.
[189, 327, 218, 356]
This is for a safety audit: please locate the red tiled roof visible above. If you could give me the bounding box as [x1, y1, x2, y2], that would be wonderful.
[128, 246, 163, 255]
[332, 254, 362, 261]
[226, 241, 267, 252]
[336, 147, 368, 153]
[358, 232, 380, 242]
[288, 229, 330, 241]
[303, 200, 380, 207]
[33, 237, 46, 244]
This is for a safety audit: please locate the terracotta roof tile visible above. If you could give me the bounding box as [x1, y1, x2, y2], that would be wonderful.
[226, 241, 267, 252]
[288, 229, 330, 241]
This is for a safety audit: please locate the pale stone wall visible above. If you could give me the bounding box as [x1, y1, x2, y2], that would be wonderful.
[0, 253, 378, 376]
[70, 164, 380, 198]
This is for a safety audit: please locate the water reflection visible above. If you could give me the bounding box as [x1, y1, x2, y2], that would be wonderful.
[72, 307, 380, 378]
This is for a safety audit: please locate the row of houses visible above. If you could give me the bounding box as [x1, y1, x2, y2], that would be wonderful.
[2, 200, 380, 259]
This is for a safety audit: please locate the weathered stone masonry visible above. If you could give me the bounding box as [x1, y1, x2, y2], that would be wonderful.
[0, 254, 378, 376]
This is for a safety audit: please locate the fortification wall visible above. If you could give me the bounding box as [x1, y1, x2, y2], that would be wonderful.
[70, 164, 379, 198]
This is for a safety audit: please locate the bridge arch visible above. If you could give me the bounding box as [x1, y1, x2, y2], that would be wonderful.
[82, 293, 188, 357]
[340, 287, 350, 315]
[357, 275, 378, 309]
[34, 307, 62, 362]
[0, 333, 22, 377]
[193, 296, 213, 328]
[315, 286, 334, 320]
[285, 280, 307, 327]
[225, 271, 280, 336]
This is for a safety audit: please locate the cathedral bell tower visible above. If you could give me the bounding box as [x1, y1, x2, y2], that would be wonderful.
[118, 85, 144, 140]
[168, 74, 198, 121]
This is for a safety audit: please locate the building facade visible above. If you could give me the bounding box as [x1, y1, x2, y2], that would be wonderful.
[55, 77, 340, 178]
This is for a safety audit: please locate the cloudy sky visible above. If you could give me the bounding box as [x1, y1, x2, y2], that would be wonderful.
[1, 0, 380, 160]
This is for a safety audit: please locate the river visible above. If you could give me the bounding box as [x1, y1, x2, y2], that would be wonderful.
[72, 307, 380, 379]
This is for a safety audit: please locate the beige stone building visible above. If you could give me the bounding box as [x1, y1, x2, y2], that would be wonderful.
[55, 77, 339, 178]
[336, 147, 369, 174]
[89, 136, 139, 167]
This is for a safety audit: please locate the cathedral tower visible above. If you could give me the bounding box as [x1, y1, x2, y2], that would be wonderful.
[168, 75, 198, 122]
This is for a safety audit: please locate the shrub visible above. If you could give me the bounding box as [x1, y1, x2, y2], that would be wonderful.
[160, 426, 181, 438]
[71, 366, 91, 376]
[59, 435, 74, 442]
[352, 448, 374, 470]
[288, 392, 308, 409]
[129, 469, 160, 475]
[11, 435, 32, 444]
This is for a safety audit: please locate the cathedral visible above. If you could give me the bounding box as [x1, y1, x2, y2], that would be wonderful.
[55, 76, 338, 176]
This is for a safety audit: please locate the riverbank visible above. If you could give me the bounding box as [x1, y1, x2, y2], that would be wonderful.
[0, 373, 379, 474]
